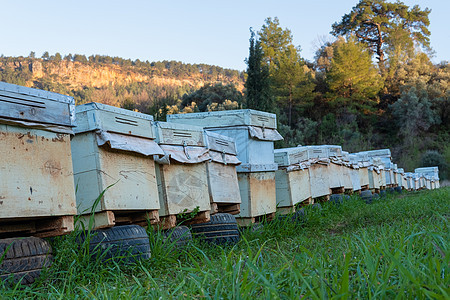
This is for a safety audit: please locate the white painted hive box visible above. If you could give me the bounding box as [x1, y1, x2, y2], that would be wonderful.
[274, 147, 312, 209]
[153, 122, 211, 216]
[71, 103, 163, 215]
[0, 82, 76, 219]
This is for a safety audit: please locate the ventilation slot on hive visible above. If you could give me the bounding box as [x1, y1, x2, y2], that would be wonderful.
[115, 116, 138, 126]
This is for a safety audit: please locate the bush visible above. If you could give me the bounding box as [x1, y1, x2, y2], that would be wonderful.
[421, 150, 449, 180]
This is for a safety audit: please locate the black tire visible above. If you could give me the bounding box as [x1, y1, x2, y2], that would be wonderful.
[278, 208, 306, 223]
[163, 226, 192, 248]
[191, 213, 240, 245]
[373, 193, 380, 200]
[380, 190, 387, 197]
[0, 237, 53, 285]
[343, 195, 351, 201]
[394, 186, 402, 193]
[360, 190, 373, 199]
[330, 194, 343, 205]
[312, 203, 322, 210]
[78, 225, 150, 263]
[387, 187, 395, 194]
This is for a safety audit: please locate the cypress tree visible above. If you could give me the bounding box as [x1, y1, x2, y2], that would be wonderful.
[244, 30, 273, 112]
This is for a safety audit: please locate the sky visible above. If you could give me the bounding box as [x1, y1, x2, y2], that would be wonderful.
[1, 0, 448, 71]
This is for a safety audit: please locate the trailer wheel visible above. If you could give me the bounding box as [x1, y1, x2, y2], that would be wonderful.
[163, 226, 192, 248]
[191, 213, 240, 245]
[0, 237, 53, 285]
[78, 225, 150, 262]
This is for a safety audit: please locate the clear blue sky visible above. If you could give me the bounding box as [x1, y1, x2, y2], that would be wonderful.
[1, 0, 448, 71]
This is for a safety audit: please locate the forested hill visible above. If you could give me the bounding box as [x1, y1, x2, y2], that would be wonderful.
[0, 54, 245, 116]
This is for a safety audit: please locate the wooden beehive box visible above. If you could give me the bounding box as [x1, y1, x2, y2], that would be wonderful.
[304, 146, 331, 198]
[0, 82, 76, 237]
[167, 110, 281, 225]
[153, 122, 211, 224]
[274, 147, 312, 213]
[204, 131, 241, 215]
[71, 103, 163, 229]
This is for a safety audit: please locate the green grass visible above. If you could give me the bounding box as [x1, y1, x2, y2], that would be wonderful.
[1, 188, 449, 299]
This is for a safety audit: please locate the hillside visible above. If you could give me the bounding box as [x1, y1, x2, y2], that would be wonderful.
[0, 55, 245, 115]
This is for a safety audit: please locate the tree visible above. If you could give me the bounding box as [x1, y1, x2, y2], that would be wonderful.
[326, 36, 382, 103]
[244, 30, 273, 112]
[28, 51, 35, 59]
[42, 51, 49, 60]
[181, 83, 243, 112]
[331, 0, 431, 74]
[272, 44, 315, 126]
[258, 17, 293, 71]
[390, 87, 439, 148]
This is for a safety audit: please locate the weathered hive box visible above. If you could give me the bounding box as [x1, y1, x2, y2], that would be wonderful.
[167, 110, 281, 224]
[153, 122, 211, 224]
[0, 82, 76, 237]
[397, 168, 407, 189]
[404, 173, 414, 190]
[348, 154, 362, 191]
[71, 103, 164, 229]
[354, 152, 370, 188]
[319, 145, 345, 191]
[361, 149, 393, 185]
[204, 131, 241, 214]
[413, 173, 420, 190]
[274, 147, 312, 213]
[300, 146, 331, 198]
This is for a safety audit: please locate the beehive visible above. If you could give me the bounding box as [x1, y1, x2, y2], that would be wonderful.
[152, 122, 211, 220]
[0, 82, 76, 236]
[274, 147, 312, 213]
[71, 103, 163, 228]
[167, 110, 281, 224]
[204, 131, 241, 214]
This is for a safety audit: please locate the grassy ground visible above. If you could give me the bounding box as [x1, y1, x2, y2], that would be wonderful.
[1, 188, 449, 299]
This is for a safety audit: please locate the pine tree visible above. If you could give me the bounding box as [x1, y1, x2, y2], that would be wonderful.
[244, 30, 273, 112]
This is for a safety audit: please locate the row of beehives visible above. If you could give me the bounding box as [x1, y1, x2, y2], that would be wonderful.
[0, 81, 441, 237]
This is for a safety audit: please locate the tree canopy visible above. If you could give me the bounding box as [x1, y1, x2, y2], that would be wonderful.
[331, 0, 431, 73]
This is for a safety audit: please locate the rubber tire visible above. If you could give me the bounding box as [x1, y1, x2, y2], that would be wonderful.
[330, 194, 343, 205]
[380, 190, 386, 197]
[163, 226, 192, 248]
[343, 195, 351, 201]
[373, 193, 380, 200]
[394, 186, 402, 193]
[78, 225, 150, 263]
[312, 203, 322, 210]
[191, 213, 240, 245]
[278, 208, 306, 223]
[0, 237, 53, 285]
[360, 190, 373, 198]
[387, 187, 395, 194]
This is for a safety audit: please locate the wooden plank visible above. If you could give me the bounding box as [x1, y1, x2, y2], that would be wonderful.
[277, 206, 295, 215]
[77, 211, 115, 230]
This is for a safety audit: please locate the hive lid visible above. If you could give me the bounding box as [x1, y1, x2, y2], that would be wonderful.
[274, 146, 328, 166]
[0, 81, 75, 129]
[317, 145, 343, 157]
[74, 102, 154, 138]
[360, 149, 391, 158]
[167, 109, 277, 129]
[204, 131, 237, 155]
[153, 121, 205, 146]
